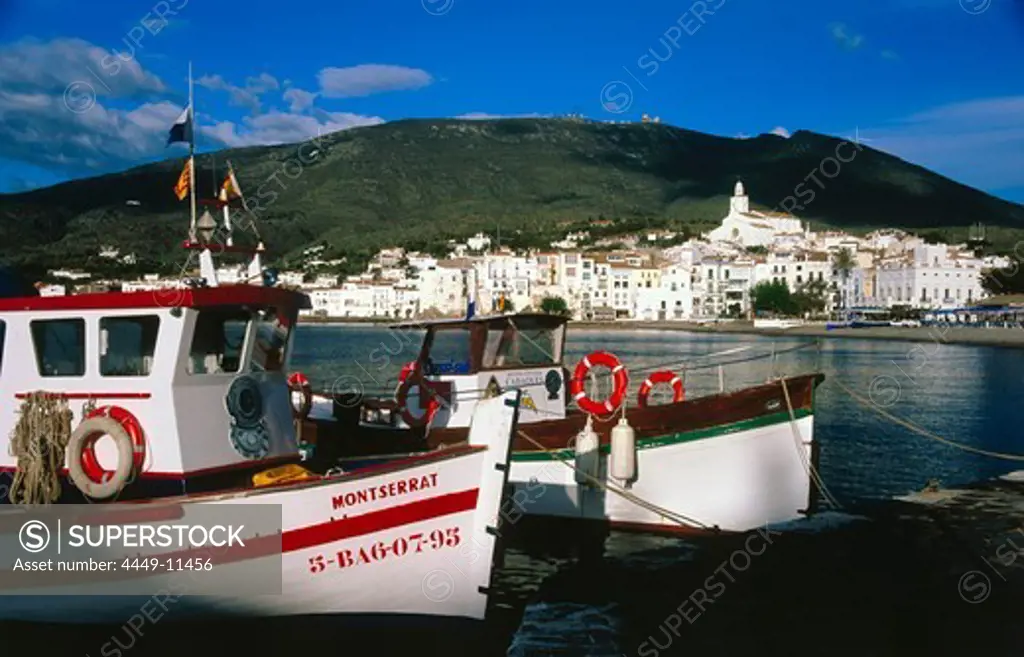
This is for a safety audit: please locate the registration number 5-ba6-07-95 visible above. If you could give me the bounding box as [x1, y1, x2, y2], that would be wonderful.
[308, 527, 461, 573]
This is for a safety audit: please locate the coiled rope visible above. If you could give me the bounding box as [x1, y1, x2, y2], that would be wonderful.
[8, 392, 73, 505]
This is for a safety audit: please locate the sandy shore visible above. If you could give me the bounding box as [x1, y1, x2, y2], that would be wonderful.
[297, 316, 1024, 348]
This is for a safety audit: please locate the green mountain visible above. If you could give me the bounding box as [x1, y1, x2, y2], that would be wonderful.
[2, 118, 1022, 277]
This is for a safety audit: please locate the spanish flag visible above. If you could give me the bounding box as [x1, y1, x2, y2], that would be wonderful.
[174, 159, 191, 201]
[219, 164, 242, 202]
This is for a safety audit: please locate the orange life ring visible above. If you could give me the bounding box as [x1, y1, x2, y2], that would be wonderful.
[570, 351, 628, 418]
[395, 369, 440, 428]
[288, 371, 313, 420]
[637, 370, 685, 408]
[80, 406, 145, 485]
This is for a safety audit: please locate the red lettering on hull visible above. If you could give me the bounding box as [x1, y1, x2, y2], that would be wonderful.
[331, 472, 439, 511]
[307, 527, 461, 573]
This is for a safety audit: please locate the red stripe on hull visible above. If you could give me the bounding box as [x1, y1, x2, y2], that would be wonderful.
[0, 488, 481, 589]
[283, 488, 480, 552]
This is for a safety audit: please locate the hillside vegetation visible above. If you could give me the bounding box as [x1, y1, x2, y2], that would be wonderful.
[1, 118, 1021, 278]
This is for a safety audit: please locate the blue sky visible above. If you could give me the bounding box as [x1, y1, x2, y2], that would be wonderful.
[0, 0, 1022, 202]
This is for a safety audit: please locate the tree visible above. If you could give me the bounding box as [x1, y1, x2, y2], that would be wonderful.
[832, 248, 856, 310]
[750, 280, 796, 316]
[792, 279, 829, 317]
[540, 295, 571, 316]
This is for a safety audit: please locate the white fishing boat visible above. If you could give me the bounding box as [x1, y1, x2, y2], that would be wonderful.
[0, 66, 521, 624]
[300, 314, 825, 535]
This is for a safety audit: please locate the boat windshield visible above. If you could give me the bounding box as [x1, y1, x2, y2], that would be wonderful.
[482, 320, 564, 369]
[425, 326, 473, 375]
[187, 308, 250, 375]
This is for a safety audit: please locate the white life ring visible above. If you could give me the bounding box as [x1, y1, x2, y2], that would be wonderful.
[67, 416, 136, 501]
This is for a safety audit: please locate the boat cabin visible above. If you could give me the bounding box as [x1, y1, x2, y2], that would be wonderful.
[0, 285, 311, 500]
[362, 313, 569, 430]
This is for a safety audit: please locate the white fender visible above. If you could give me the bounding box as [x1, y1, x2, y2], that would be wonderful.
[574, 417, 600, 486]
[67, 416, 135, 501]
[610, 416, 636, 482]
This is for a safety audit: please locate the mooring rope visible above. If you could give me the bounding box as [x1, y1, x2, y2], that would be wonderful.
[831, 377, 1024, 462]
[8, 392, 73, 505]
[515, 427, 720, 532]
[779, 377, 843, 510]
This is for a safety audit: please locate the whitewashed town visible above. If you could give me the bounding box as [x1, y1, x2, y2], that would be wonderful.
[40, 181, 1007, 323]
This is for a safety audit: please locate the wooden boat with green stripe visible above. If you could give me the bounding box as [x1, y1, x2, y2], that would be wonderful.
[301, 313, 825, 536]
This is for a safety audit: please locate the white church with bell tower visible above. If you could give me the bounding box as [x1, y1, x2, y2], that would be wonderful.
[706, 181, 806, 248]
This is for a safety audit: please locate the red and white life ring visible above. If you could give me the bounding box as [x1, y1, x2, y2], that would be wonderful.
[398, 361, 417, 385]
[395, 369, 440, 428]
[637, 370, 685, 408]
[570, 351, 628, 418]
[288, 371, 313, 420]
[69, 406, 146, 500]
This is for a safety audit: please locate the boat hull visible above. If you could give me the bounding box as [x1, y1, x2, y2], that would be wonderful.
[508, 410, 815, 533]
[306, 375, 824, 536]
[0, 393, 521, 624]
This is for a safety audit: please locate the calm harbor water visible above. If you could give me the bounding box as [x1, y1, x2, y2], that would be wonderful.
[14, 326, 1023, 656]
[287, 325, 1024, 656]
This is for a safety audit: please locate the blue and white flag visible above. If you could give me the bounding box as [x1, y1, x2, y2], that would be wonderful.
[167, 105, 193, 146]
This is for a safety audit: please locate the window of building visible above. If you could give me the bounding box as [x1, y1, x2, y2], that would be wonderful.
[944, 288, 950, 300]
[797, 275, 803, 284]
[100, 316, 159, 377]
[934, 289, 939, 301]
[968, 289, 973, 301]
[188, 309, 250, 375]
[921, 289, 927, 301]
[31, 318, 86, 377]
[956, 289, 962, 299]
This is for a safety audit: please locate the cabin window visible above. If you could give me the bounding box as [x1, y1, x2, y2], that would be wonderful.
[425, 327, 473, 375]
[187, 309, 250, 375]
[483, 322, 564, 368]
[250, 308, 291, 372]
[31, 318, 86, 377]
[100, 316, 160, 377]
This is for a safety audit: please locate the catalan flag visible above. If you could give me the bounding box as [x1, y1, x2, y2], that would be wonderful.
[219, 164, 242, 202]
[174, 159, 191, 201]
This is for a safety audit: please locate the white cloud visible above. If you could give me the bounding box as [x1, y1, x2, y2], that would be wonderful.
[865, 96, 1024, 193]
[318, 64, 433, 98]
[770, 126, 791, 138]
[0, 37, 165, 98]
[197, 73, 281, 114]
[201, 110, 384, 148]
[829, 23, 864, 50]
[283, 88, 319, 113]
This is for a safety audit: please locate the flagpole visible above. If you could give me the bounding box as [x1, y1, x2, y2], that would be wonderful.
[188, 60, 197, 242]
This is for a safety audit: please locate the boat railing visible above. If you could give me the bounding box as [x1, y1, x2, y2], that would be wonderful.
[316, 339, 822, 411]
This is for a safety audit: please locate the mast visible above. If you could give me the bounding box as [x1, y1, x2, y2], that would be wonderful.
[188, 60, 197, 242]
